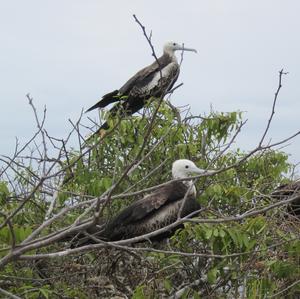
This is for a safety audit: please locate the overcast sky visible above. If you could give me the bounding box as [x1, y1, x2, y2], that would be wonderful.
[1, 1, 299, 168]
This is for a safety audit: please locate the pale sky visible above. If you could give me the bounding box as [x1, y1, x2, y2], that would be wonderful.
[1, 1, 299, 167]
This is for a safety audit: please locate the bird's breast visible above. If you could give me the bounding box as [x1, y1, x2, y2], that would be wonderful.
[141, 200, 183, 232]
[139, 62, 179, 95]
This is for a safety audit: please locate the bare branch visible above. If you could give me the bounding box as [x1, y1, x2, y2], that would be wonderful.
[132, 14, 162, 79]
[259, 69, 288, 146]
[267, 279, 300, 298]
[0, 287, 22, 299]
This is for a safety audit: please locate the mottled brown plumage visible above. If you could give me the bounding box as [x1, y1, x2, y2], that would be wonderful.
[86, 42, 196, 135]
[95, 181, 199, 242]
[70, 159, 204, 247]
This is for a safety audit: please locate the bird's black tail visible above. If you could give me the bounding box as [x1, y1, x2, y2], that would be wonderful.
[59, 221, 108, 248]
[84, 96, 146, 144]
[85, 90, 119, 112]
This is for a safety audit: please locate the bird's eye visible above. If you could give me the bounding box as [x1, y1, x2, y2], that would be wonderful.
[173, 43, 176, 46]
[185, 165, 189, 169]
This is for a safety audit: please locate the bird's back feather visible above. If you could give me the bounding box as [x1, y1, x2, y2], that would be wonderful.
[71, 181, 200, 246]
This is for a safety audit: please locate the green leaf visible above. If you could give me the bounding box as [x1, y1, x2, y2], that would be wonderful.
[242, 234, 249, 248]
[164, 279, 172, 293]
[213, 228, 219, 237]
[227, 228, 238, 246]
[205, 228, 213, 239]
[132, 285, 146, 299]
[207, 268, 218, 284]
[219, 229, 226, 238]
[193, 291, 201, 299]
[40, 288, 50, 299]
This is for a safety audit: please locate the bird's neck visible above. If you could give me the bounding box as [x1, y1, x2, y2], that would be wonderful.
[183, 180, 197, 197]
[173, 176, 196, 196]
[163, 50, 178, 62]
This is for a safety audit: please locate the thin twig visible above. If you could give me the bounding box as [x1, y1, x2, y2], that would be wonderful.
[259, 69, 288, 146]
[0, 287, 22, 299]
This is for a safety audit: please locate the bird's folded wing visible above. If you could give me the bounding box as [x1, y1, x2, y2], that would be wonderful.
[107, 182, 188, 227]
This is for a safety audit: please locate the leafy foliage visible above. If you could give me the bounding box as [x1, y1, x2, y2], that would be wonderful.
[0, 103, 299, 298]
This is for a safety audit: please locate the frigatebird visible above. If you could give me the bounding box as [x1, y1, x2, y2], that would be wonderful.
[71, 159, 206, 246]
[86, 42, 197, 137]
[272, 180, 300, 217]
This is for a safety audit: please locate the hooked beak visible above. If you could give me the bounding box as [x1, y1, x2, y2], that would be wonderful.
[191, 166, 214, 175]
[177, 45, 197, 53]
[191, 166, 205, 174]
[183, 47, 197, 53]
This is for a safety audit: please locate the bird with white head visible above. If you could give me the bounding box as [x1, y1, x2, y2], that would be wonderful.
[85, 41, 197, 139]
[70, 159, 204, 246]
[172, 159, 205, 179]
[163, 41, 197, 59]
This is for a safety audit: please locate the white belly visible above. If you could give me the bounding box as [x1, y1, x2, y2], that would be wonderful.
[145, 62, 178, 91]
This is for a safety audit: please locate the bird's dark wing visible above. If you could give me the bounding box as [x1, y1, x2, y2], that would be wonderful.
[106, 182, 189, 228]
[119, 55, 173, 94]
[85, 90, 119, 112]
[107, 96, 145, 118]
[107, 57, 179, 118]
[71, 182, 199, 245]
[85, 57, 168, 113]
[86, 55, 173, 113]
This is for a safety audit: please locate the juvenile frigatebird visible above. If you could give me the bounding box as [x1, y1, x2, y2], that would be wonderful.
[86, 42, 197, 137]
[71, 159, 207, 246]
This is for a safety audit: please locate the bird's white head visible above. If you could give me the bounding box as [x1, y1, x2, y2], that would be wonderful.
[172, 159, 204, 179]
[163, 42, 197, 57]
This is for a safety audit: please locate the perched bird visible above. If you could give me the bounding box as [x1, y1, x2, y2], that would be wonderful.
[71, 159, 206, 247]
[86, 42, 197, 138]
[272, 180, 300, 218]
